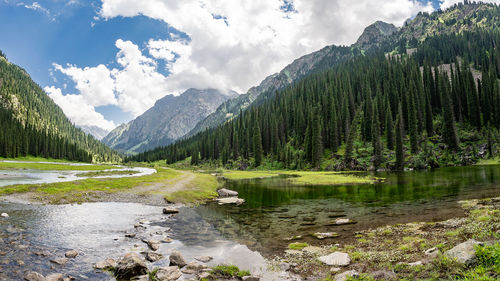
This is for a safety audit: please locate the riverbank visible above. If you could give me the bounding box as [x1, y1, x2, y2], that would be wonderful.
[271, 196, 500, 280]
[0, 165, 219, 205]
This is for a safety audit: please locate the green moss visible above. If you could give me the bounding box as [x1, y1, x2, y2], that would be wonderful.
[210, 264, 251, 278]
[288, 242, 309, 250]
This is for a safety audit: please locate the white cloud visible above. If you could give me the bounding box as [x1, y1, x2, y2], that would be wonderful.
[53, 63, 116, 107]
[440, 0, 500, 10]
[98, 0, 434, 95]
[44, 86, 116, 131]
[52, 0, 437, 130]
[22, 2, 50, 15]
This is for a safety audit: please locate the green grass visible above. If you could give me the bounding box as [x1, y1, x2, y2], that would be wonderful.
[210, 264, 251, 278]
[475, 157, 500, 165]
[222, 170, 380, 185]
[75, 170, 140, 177]
[0, 156, 85, 163]
[164, 172, 219, 205]
[288, 242, 309, 250]
[0, 161, 117, 171]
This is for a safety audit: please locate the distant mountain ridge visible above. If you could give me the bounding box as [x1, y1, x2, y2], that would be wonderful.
[78, 125, 110, 140]
[102, 88, 236, 154]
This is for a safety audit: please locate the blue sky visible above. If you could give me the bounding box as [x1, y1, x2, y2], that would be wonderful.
[0, 0, 463, 134]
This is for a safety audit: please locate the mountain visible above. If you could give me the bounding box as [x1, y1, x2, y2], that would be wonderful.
[187, 20, 397, 138]
[0, 53, 121, 162]
[130, 2, 500, 170]
[102, 88, 236, 154]
[78, 125, 110, 140]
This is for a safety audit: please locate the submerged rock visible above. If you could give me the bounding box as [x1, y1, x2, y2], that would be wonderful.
[169, 250, 187, 267]
[142, 239, 160, 251]
[195, 256, 213, 263]
[94, 258, 117, 270]
[242, 276, 260, 281]
[318, 252, 351, 266]
[162, 207, 179, 214]
[445, 239, 483, 265]
[114, 253, 148, 280]
[24, 271, 45, 281]
[181, 261, 206, 274]
[156, 266, 182, 281]
[217, 188, 238, 197]
[50, 257, 69, 266]
[65, 250, 78, 259]
[45, 273, 63, 281]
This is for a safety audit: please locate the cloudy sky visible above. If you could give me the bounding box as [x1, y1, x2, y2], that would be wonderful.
[1, 0, 498, 132]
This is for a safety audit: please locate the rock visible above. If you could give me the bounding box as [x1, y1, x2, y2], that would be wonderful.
[143, 239, 160, 251]
[302, 246, 325, 255]
[46, 273, 64, 281]
[216, 197, 245, 205]
[445, 239, 483, 265]
[65, 250, 78, 258]
[284, 249, 302, 255]
[195, 256, 213, 263]
[181, 261, 206, 274]
[331, 267, 341, 273]
[424, 247, 439, 257]
[1, 213, 8, 218]
[198, 272, 210, 279]
[169, 250, 187, 267]
[279, 262, 290, 271]
[132, 275, 149, 281]
[94, 258, 117, 270]
[114, 253, 148, 280]
[162, 237, 173, 243]
[283, 235, 302, 241]
[334, 270, 358, 281]
[241, 277, 260, 281]
[334, 218, 356, 225]
[217, 188, 238, 197]
[318, 252, 351, 266]
[34, 250, 51, 257]
[156, 266, 182, 281]
[371, 270, 396, 280]
[408, 261, 423, 266]
[50, 257, 69, 265]
[125, 233, 136, 238]
[24, 271, 45, 281]
[312, 232, 339, 239]
[145, 252, 163, 262]
[162, 207, 179, 214]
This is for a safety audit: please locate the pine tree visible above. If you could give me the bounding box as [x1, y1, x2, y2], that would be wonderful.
[386, 100, 395, 150]
[440, 71, 460, 150]
[343, 109, 360, 167]
[372, 104, 383, 169]
[408, 82, 419, 153]
[311, 110, 323, 168]
[395, 104, 405, 171]
[253, 122, 264, 167]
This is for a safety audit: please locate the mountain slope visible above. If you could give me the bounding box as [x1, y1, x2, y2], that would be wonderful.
[0, 54, 120, 162]
[187, 20, 398, 138]
[78, 125, 110, 140]
[102, 89, 236, 154]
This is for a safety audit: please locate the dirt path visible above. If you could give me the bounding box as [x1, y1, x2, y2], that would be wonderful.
[132, 168, 196, 194]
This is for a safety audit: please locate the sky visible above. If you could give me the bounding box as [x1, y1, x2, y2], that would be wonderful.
[1, 0, 499, 132]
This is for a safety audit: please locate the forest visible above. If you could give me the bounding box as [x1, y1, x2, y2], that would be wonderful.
[0, 53, 120, 162]
[129, 30, 500, 171]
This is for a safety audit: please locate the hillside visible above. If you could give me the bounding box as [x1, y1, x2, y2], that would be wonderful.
[0, 53, 120, 162]
[129, 2, 500, 171]
[102, 88, 236, 154]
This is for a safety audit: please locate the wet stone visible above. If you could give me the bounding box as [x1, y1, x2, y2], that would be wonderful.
[50, 257, 69, 265]
[114, 252, 148, 280]
[46, 273, 64, 281]
[195, 256, 213, 263]
[65, 250, 78, 258]
[145, 252, 163, 262]
[94, 258, 117, 270]
[162, 207, 179, 214]
[24, 271, 45, 281]
[169, 250, 187, 267]
[156, 266, 182, 281]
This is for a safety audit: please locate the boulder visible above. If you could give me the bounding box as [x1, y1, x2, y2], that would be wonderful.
[334, 270, 358, 281]
[145, 252, 163, 262]
[278, 262, 290, 271]
[242, 277, 260, 281]
[195, 255, 213, 263]
[181, 261, 206, 274]
[371, 270, 396, 280]
[114, 253, 148, 280]
[216, 197, 244, 205]
[163, 207, 179, 214]
[46, 273, 64, 281]
[1, 213, 8, 218]
[312, 232, 339, 239]
[94, 258, 117, 270]
[65, 250, 78, 259]
[50, 257, 69, 265]
[217, 188, 238, 197]
[318, 252, 351, 266]
[143, 239, 160, 251]
[169, 250, 187, 267]
[445, 239, 483, 265]
[24, 272, 45, 281]
[156, 266, 182, 281]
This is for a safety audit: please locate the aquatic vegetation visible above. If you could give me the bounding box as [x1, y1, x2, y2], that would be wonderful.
[288, 242, 309, 250]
